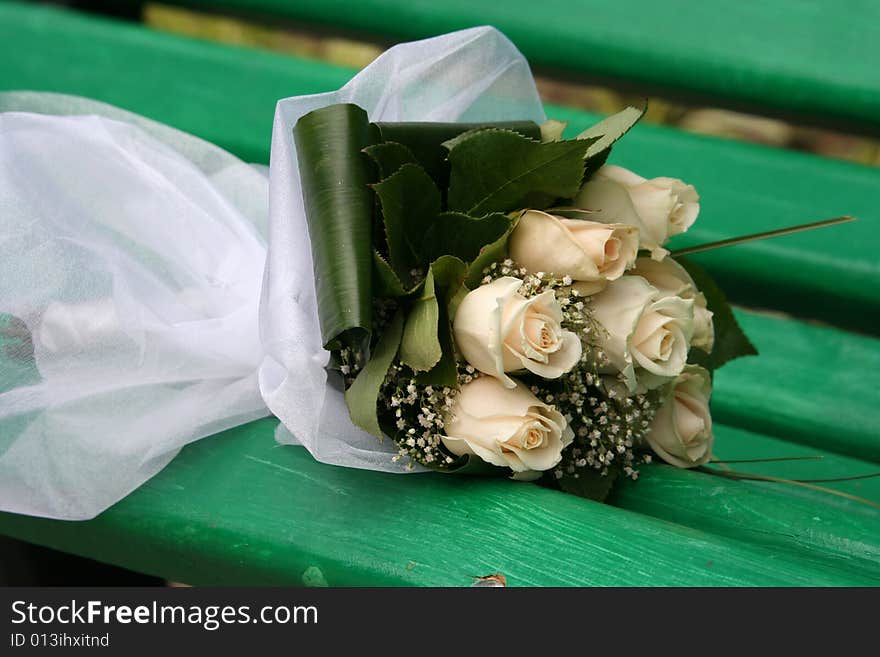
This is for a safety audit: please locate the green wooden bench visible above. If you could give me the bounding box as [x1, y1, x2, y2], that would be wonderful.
[0, 1, 878, 586]
[170, 0, 880, 136]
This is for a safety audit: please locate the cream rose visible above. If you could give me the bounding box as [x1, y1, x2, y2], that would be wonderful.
[631, 257, 714, 352]
[508, 209, 638, 296]
[573, 165, 699, 259]
[590, 275, 694, 392]
[453, 277, 582, 387]
[646, 365, 713, 468]
[441, 375, 574, 473]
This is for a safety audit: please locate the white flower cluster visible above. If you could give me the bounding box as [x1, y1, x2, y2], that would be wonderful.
[381, 365, 458, 469]
[442, 165, 716, 479]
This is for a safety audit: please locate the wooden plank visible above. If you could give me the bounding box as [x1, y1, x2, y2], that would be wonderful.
[2, 2, 876, 334]
[0, 417, 876, 586]
[712, 311, 880, 463]
[170, 0, 880, 134]
[612, 424, 880, 579]
[0, 1, 351, 165]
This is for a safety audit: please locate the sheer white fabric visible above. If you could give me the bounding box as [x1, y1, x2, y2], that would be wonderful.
[0, 27, 546, 520]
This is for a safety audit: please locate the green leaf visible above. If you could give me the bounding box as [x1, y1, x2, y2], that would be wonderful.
[676, 256, 758, 370]
[556, 468, 620, 502]
[464, 210, 522, 289]
[444, 128, 596, 215]
[416, 256, 468, 386]
[373, 251, 408, 297]
[376, 121, 541, 191]
[400, 268, 442, 372]
[421, 211, 512, 265]
[372, 163, 441, 283]
[294, 103, 379, 350]
[363, 141, 418, 178]
[576, 105, 645, 178]
[576, 105, 645, 158]
[430, 255, 469, 306]
[345, 310, 404, 440]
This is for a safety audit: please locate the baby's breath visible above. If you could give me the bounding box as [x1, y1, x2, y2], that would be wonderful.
[379, 363, 459, 469]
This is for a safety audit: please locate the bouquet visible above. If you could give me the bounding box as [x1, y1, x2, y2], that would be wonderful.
[0, 28, 856, 521]
[293, 102, 759, 501]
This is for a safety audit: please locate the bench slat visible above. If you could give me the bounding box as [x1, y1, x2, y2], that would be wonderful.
[0, 418, 877, 586]
[171, 0, 880, 133]
[712, 311, 880, 463]
[2, 2, 875, 334]
[612, 424, 880, 579]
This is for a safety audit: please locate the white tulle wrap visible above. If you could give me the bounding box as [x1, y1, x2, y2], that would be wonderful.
[0, 27, 546, 520]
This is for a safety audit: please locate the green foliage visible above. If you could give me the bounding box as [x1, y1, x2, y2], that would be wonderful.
[372, 163, 441, 285]
[444, 128, 596, 215]
[400, 268, 442, 373]
[576, 105, 645, 158]
[376, 121, 541, 190]
[414, 256, 468, 386]
[363, 141, 418, 178]
[421, 211, 512, 265]
[345, 310, 404, 439]
[294, 103, 379, 350]
[372, 251, 408, 297]
[464, 211, 521, 289]
[677, 256, 758, 370]
[576, 105, 645, 178]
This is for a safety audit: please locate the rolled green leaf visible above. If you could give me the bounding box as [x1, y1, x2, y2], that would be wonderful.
[294, 103, 379, 350]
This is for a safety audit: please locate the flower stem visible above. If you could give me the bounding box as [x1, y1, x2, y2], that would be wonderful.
[711, 455, 824, 464]
[697, 466, 880, 509]
[671, 216, 856, 257]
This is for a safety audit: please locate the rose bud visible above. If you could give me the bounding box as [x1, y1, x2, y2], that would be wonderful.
[574, 165, 699, 259]
[509, 209, 638, 296]
[646, 365, 714, 468]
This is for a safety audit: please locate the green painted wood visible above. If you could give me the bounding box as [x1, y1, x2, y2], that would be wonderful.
[2, 2, 876, 334]
[1, 2, 879, 585]
[0, 1, 351, 165]
[711, 311, 880, 463]
[611, 424, 880, 580]
[172, 0, 880, 133]
[0, 417, 876, 586]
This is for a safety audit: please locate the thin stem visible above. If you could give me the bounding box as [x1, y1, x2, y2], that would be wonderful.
[796, 472, 880, 484]
[712, 455, 824, 464]
[698, 466, 880, 509]
[671, 216, 856, 257]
